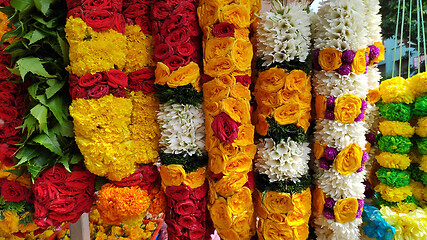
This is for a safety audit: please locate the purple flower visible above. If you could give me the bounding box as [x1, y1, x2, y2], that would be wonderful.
[365, 132, 375, 145]
[358, 199, 365, 209]
[356, 209, 362, 218]
[323, 208, 335, 219]
[324, 147, 338, 161]
[355, 111, 365, 122]
[325, 197, 335, 209]
[369, 45, 380, 60]
[337, 63, 352, 75]
[362, 151, 369, 162]
[313, 49, 321, 71]
[325, 110, 335, 120]
[319, 158, 331, 170]
[365, 53, 370, 65]
[356, 165, 365, 173]
[342, 50, 355, 63]
[313, 49, 320, 58]
[361, 99, 367, 111]
[363, 180, 371, 191]
[326, 96, 336, 110]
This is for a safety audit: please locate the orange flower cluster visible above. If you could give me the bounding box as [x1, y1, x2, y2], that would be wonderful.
[254, 188, 311, 240]
[147, 186, 167, 217]
[253, 68, 312, 135]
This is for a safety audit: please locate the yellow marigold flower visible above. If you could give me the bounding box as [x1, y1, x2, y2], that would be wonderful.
[262, 218, 294, 240]
[375, 152, 411, 170]
[273, 100, 301, 126]
[408, 72, 427, 97]
[231, 210, 252, 235]
[318, 48, 342, 72]
[0, 211, 19, 234]
[416, 117, 427, 138]
[257, 67, 288, 93]
[124, 25, 155, 73]
[214, 172, 248, 197]
[389, 202, 418, 214]
[419, 155, 427, 173]
[409, 181, 425, 204]
[223, 152, 252, 175]
[375, 183, 412, 203]
[379, 77, 415, 104]
[221, 97, 251, 124]
[379, 120, 415, 138]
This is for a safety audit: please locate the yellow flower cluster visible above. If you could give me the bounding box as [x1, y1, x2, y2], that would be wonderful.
[408, 72, 427, 97]
[0, 12, 14, 44]
[379, 77, 415, 104]
[70, 94, 159, 181]
[123, 25, 155, 73]
[378, 120, 415, 138]
[410, 181, 427, 207]
[375, 183, 413, 203]
[254, 188, 311, 240]
[375, 152, 411, 170]
[253, 68, 311, 134]
[416, 117, 427, 138]
[333, 143, 363, 175]
[380, 206, 427, 240]
[334, 94, 362, 124]
[96, 184, 150, 225]
[0, 211, 39, 239]
[318, 48, 367, 74]
[155, 62, 201, 91]
[160, 165, 206, 189]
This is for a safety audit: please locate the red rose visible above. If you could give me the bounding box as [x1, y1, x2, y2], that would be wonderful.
[166, 184, 190, 202]
[127, 80, 142, 92]
[0, 106, 18, 121]
[0, 52, 11, 65]
[88, 84, 110, 98]
[177, 215, 197, 228]
[211, 112, 240, 143]
[245, 170, 255, 189]
[0, 81, 20, 94]
[82, 9, 114, 32]
[41, 164, 69, 185]
[82, 0, 112, 10]
[209, 171, 223, 181]
[0, 92, 13, 107]
[1, 180, 28, 202]
[138, 164, 159, 191]
[47, 196, 77, 214]
[112, 13, 126, 33]
[187, 19, 201, 37]
[152, 2, 171, 20]
[190, 181, 208, 200]
[64, 170, 96, 191]
[141, 79, 155, 94]
[0, 64, 11, 79]
[105, 69, 128, 88]
[188, 224, 206, 240]
[161, 15, 187, 37]
[68, 74, 79, 87]
[176, 42, 195, 57]
[112, 87, 126, 97]
[78, 73, 102, 87]
[201, 74, 214, 84]
[166, 221, 183, 237]
[175, 199, 196, 215]
[154, 43, 174, 62]
[113, 170, 142, 187]
[173, 2, 196, 16]
[196, 197, 208, 212]
[70, 85, 89, 99]
[163, 55, 186, 71]
[34, 201, 49, 218]
[66, 0, 81, 10]
[34, 218, 54, 228]
[135, 16, 151, 34]
[67, 6, 83, 19]
[212, 22, 235, 38]
[74, 192, 96, 213]
[235, 75, 251, 87]
[49, 210, 81, 224]
[154, 33, 164, 46]
[3, 122, 21, 138]
[111, 0, 123, 11]
[0, 144, 16, 167]
[128, 68, 154, 81]
[123, 3, 149, 19]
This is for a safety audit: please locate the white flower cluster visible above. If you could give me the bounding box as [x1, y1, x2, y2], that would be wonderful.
[256, 2, 310, 66]
[313, 71, 369, 98]
[363, 0, 382, 44]
[363, 103, 379, 131]
[312, 0, 368, 51]
[315, 168, 366, 200]
[366, 67, 381, 90]
[157, 103, 205, 156]
[314, 215, 362, 240]
[255, 138, 310, 182]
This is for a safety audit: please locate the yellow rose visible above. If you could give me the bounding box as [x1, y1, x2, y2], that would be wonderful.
[221, 97, 251, 123]
[167, 62, 200, 88]
[255, 115, 269, 136]
[254, 189, 268, 219]
[230, 83, 251, 100]
[219, 142, 239, 157]
[219, 229, 240, 239]
[231, 39, 253, 71]
[234, 124, 254, 146]
[256, 104, 273, 117]
[291, 188, 311, 217]
[160, 164, 186, 187]
[334, 94, 362, 124]
[285, 70, 309, 93]
[333, 143, 363, 175]
[315, 95, 326, 119]
[273, 102, 301, 125]
[191, 73, 202, 92]
[296, 91, 312, 110]
[313, 142, 327, 160]
[255, 90, 282, 108]
[351, 49, 367, 75]
[203, 101, 221, 117]
[224, 152, 252, 175]
[215, 172, 248, 197]
[373, 41, 385, 63]
[235, 28, 250, 39]
[202, 78, 230, 104]
[198, 0, 221, 28]
[278, 88, 297, 104]
[208, 179, 218, 204]
[204, 55, 236, 77]
[318, 48, 342, 71]
[292, 224, 309, 240]
[219, 4, 250, 29]
[334, 198, 359, 223]
[210, 197, 233, 229]
[312, 186, 325, 217]
[232, 211, 252, 234]
[218, 74, 236, 87]
[204, 37, 235, 60]
[154, 62, 170, 85]
[263, 191, 293, 214]
[367, 88, 381, 103]
[228, 187, 252, 214]
[262, 219, 294, 240]
[208, 148, 227, 174]
[240, 144, 257, 159]
[257, 67, 288, 93]
[183, 167, 206, 189]
[296, 111, 311, 131]
[286, 209, 306, 226]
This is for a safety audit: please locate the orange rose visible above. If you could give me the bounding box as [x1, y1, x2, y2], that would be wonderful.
[262, 219, 294, 240]
[351, 49, 367, 75]
[198, 0, 221, 28]
[224, 152, 252, 174]
[318, 48, 342, 71]
[234, 124, 254, 146]
[297, 91, 312, 110]
[167, 62, 200, 88]
[208, 148, 227, 174]
[373, 41, 385, 63]
[292, 224, 309, 240]
[218, 75, 236, 87]
[219, 142, 239, 157]
[313, 142, 327, 160]
[291, 188, 311, 216]
[255, 115, 269, 136]
[268, 212, 287, 223]
[240, 144, 257, 159]
[215, 172, 248, 197]
[219, 229, 239, 239]
[285, 70, 309, 93]
[228, 187, 252, 214]
[203, 101, 221, 117]
[203, 78, 230, 104]
[184, 167, 206, 189]
[273, 102, 301, 125]
[333, 143, 363, 175]
[255, 90, 282, 108]
[160, 164, 186, 187]
[257, 67, 288, 93]
[204, 55, 236, 77]
[334, 198, 359, 223]
[278, 89, 297, 103]
[232, 211, 252, 234]
[221, 97, 251, 123]
[254, 189, 268, 219]
[286, 209, 306, 226]
[263, 191, 293, 214]
[204, 37, 235, 60]
[208, 179, 217, 204]
[154, 62, 170, 85]
[312, 186, 325, 217]
[315, 95, 326, 119]
[205, 132, 220, 152]
[367, 88, 381, 103]
[231, 39, 253, 71]
[334, 94, 362, 124]
[210, 197, 233, 229]
[230, 84, 251, 100]
[219, 4, 250, 29]
[296, 111, 311, 131]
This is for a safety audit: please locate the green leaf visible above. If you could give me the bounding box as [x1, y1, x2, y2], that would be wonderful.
[34, 0, 53, 15]
[51, 120, 74, 137]
[30, 104, 48, 131]
[27, 82, 39, 99]
[24, 29, 46, 45]
[15, 146, 39, 166]
[10, 0, 33, 11]
[16, 57, 55, 79]
[22, 114, 37, 137]
[57, 32, 69, 65]
[27, 151, 51, 178]
[70, 154, 83, 165]
[27, 163, 43, 178]
[35, 94, 47, 105]
[32, 132, 63, 156]
[46, 95, 66, 124]
[45, 79, 65, 99]
[19, 212, 33, 226]
[58, 153, 70, 172]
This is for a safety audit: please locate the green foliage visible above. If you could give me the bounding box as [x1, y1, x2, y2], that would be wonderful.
[160, 152, 208, 173]
[376, 167, 411, 187]
[378, 101, 413, 122]
[256, 173, 312, 195]
[155, 84, 203, 106]
[413, 95, 427, 117]
[0, 196, 34, 226]
[378, 135, 413, 154]
[2, 0, 82, 179]
[256, 57, 312, 75]
[263, 117, 307, 144]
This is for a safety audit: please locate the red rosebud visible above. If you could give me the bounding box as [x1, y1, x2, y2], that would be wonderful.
[0, 92, 13, 107]
[141, 79, 155, 94]
[112, 13, 126, 34]
[66, 0, 81, 10]
[2, 122, 21, 138]
[135, 16, 151, 34]
[187, 19, 202, 37]
[82, 9, 114, 32]
[235, 75, 251, 87]
[165, 27, 190, 47]
[123, 3, 149, 19]
[112, 87, 126, 97]
[0, 144, 15, 167]
[49, 210, 81, 224]
[152, 2, 171, 20]
[177, 215, 197, 228]
[78, 73, 102, 87]
[88, 84, 110, 99]
[70, 85, 89, 99]
[154, 43, 174, 62]
[67, 6, 83, 19]
[176, 42, 195, 57]
[211, 112, 240, 143]
[128, 68, 154, 81]
[166, 184, 190, 202]
[212, 22, 235, 38]
[0, 52, 11, 65]
[1, 180, 29, 202]
[105, 69, 128, 88]
[175, 199, 196, 215]
[82, 0, 112, 10]
[163, 55, 185, 71]
[111, 0, 123, 11]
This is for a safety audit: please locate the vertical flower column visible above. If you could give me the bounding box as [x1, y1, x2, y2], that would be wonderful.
[152, 0, 210, 238]
[252, 2, 312, 240]
[198, 0, 258, 239]
[311, 1, 370, 239]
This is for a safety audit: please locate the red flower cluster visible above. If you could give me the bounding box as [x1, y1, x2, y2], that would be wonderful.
[66, 0, 125, 33]
[33, 164, 96, 227]
[165, 182, 210, 240]
[152, 0, 202, 71]
[0, 178, 32, 203]
[123, 0, 152, 34]
[111, 164, 159, 191]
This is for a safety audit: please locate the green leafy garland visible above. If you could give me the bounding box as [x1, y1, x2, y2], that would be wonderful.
[155, 84, 203, 106]
[2, 0, 82, 178]
[262, 117, 307, 144]
[256, 173, 312, 195]
[160, 152, 208, 173]
[0, 197, 34, 225]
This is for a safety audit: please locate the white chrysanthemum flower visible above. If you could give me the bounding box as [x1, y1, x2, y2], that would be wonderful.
[366, 67, 381, 89]
[257, 1, 311, 65]
[255, 138, 310, 182]
[363, 103, 379, 131]
[157, 103, 205, 156]
[364, 146, 378, 179]
[314, 119, 367, 151]
[315, 168, 366, 200]
[314, 215, 362, 240]
[363, 0, 382, 43]
[313, 70, 369, 98]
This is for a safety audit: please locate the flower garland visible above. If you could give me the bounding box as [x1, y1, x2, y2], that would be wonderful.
[380, 206, 427, 240]
[361, 204, 395, 240]
[311, 1, 372, 239]
[253, 2, 312, 239]
[198, 0, 259, 238]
